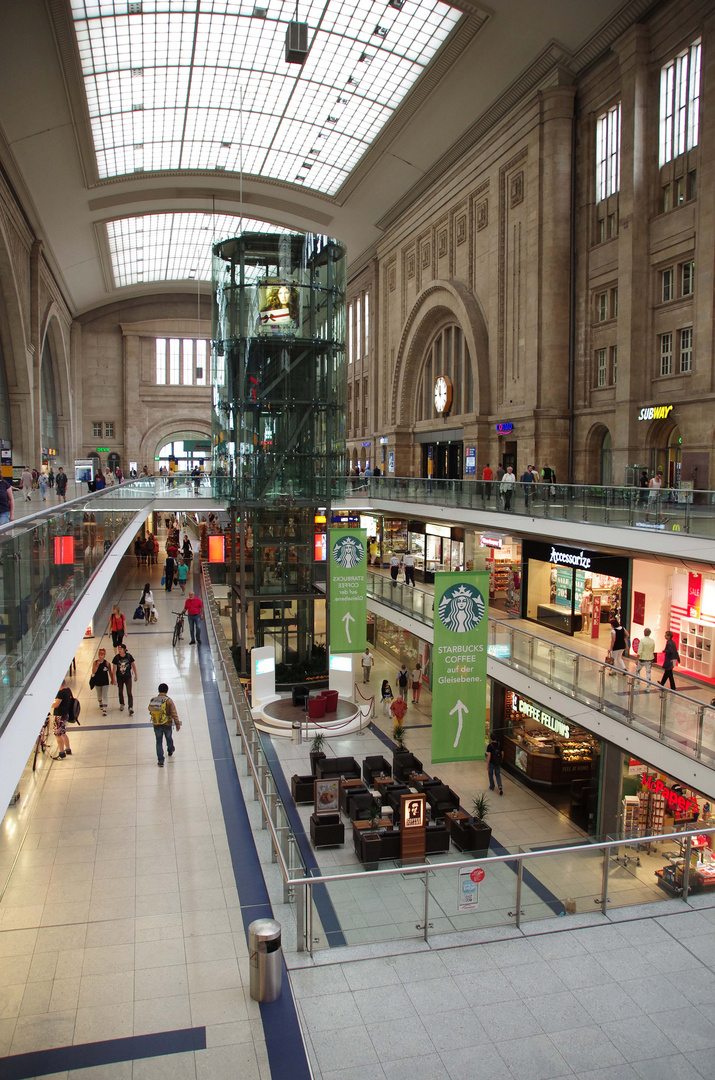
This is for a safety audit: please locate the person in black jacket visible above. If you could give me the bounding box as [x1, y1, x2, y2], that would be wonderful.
[659, 630, 680, 690]
[91, 648, 115, 716]
[486, 734, 503, 795]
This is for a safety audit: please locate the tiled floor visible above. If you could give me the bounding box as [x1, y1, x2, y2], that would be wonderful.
[0, 554, 272, 1078]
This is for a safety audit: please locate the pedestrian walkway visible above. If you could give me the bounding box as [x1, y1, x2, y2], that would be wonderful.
[0, 545, 309, 1079]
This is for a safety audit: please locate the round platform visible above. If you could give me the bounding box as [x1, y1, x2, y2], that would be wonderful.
[257, 695, 366, 738]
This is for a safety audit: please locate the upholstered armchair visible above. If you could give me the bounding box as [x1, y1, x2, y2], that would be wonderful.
[310, 813, 344, 848]
[425, 784, 461, 820]
[348, 792, 381, 821]
[291, 774, 315, 804]
[362, 755, 392, 786]
[392, 752, 423, 783]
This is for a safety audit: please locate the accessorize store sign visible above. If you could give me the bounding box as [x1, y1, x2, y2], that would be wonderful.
[329, 529, 367, 653]
[432, 571, 489, 763]
[549, 546, 592, 569]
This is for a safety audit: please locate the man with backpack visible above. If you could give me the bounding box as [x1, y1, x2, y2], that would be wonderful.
[51, 680, 80, 758]
[56, 467, 68, 503]
[148, 682, 181, 767]
[486, 732, 504, 795]
[541, 462, 556, 512]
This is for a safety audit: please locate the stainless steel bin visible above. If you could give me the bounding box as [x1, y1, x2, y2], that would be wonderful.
[248, 918, 282, 1001]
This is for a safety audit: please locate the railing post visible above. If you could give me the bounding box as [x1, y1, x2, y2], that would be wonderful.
[626, 676, 635, 723]
[296, 879, 305, 951]
[600, 843, 610, 915]
[572, 655, 579, 694]
[659, 690, 667, 739]
[696, 706, 705, 760]
[599, 664, 606, 710]
[423, 868, 430, 942]
[682, 835, 692, 902]
[515, 860, 523, 929]
[549, 646, 555, 683]
[528, 636, 534, 672]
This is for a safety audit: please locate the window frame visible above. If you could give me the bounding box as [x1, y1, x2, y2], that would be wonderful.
[659, 39, 701, 166]
[92, 421, 103, 438]
[596, 102, 621, 202]
[659, 332, 674, 377]
[679, 326, 693, 373]
[596, 348, 608, 388]
[104, 421, 115, 439]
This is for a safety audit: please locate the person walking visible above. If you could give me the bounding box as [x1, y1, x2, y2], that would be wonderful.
[0, 471, 14, 525]
[51, 680, 75, 759]
[91, 647, 114, 716]
[645, 472, 663, 523]
[183, 591, 204, 644]
[112, 643, 137, 714]
[380, 679, 393, 716]
[636, 627, 655, 691]
[56, 467, 68, 503]
[21, 466, 33, 502]
[520, 465, 534, 511]
[486, 733, 503, 794]
[389, 552, 401, 586]
[176, 558, 188, 594]
[141, 582, 154, 625]
[496, 463, 505, 483]
[411, 662, 423, 704]
[396, 664, 409, 701]
[48, 466, 55, 490]
[403, 551, 416, 587]
[500, 466, 516, 511]
[148, 682, 181, 767]
[361, 647, 373, 683]
[608, 618, 629, 673]
[659, 630, 680, 690]
[389, 694, 407, 732]
[163, 553, 175, 593]
[108, 604, 126, 652]
[38, 472, 48, 502]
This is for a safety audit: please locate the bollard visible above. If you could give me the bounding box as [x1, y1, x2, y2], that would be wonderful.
[248, 919, 282, 1001]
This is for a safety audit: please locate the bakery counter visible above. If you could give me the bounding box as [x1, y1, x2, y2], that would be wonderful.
[504, 735, 593, 786]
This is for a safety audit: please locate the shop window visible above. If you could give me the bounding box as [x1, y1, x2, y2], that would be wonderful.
[156, 339, 166, 384]
[679, 326, 693, 373]
[596, 348, 607, 387]
[596, 292, 608, 322]
[596, 102, 621, 201]
[661, 268, 674, 302]
[681, 260, 695, 295]
[92, 421, 102, 438]
[659, 39, 701, 166]
[659, 332, 673, 376]
[105, 422, 115, 438]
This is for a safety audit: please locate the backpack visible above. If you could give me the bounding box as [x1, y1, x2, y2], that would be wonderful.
[489, 741, 502, 765]
[148, 695, 169, 725]
[133, 604, 145, 620]
[397, 670, 407, 687]
[67, 696, 81, 725]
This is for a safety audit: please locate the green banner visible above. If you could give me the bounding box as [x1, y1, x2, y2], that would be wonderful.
[329, 529, 367, 653]
[432, 571, 489, 764]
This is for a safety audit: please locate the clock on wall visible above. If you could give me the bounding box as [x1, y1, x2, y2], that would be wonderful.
[434, 375, 453, 415]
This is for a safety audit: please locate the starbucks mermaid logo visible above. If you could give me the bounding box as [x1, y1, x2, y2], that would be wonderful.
[438, 583, 485, 633]
[332, 534, 365, 569]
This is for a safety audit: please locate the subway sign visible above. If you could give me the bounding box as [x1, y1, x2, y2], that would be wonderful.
[637, 405, 673, 421]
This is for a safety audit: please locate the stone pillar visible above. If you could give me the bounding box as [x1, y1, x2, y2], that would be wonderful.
[613, 24, 650, 484]
[68, 319, 82, 467]
[29, 240, 42, 466]
[536, 84, 576, 480]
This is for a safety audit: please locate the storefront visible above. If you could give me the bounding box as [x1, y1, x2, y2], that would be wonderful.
[417, 431, 463, 481]
[522, 540, 630, 638]
[481, 534, 522, 614]
[406, 521, 465, 582]
[630, 561, 715, 686]
[374, 615, 430, 688]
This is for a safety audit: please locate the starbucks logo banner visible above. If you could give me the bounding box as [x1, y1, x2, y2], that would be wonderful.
[432, 571, 489, 763]
[329, 528, 367, 654]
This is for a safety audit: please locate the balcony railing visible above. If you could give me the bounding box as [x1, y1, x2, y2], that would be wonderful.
[367, 572, 715, 769]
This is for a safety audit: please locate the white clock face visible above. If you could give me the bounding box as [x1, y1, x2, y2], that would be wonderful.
[434, 376, 449, 413]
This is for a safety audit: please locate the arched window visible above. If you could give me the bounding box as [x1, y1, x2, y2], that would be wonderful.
[40, 339, 58, 450]
[417, 324, 473, 420]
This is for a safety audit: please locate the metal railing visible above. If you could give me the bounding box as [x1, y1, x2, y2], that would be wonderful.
[368, 571, 715, 769]
[336, 475, 715, 539]
[202, 564, 715, 953]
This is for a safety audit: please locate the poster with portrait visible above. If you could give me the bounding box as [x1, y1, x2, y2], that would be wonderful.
[257, 282, 300, 335]
[314, 778, 339, 816]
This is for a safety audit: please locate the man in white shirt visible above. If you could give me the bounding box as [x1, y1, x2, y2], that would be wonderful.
[500, 466, 516, 511]
[361, 648, 373, 682]
[635, 628, 656, 691]
[645, 473, 663, 523]
[403, 552, 416, 587]
[389, 553, 401, 586]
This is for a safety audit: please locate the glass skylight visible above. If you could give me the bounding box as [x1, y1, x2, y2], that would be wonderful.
[70, 0, 462, 196]
[106, 212, 293, 286]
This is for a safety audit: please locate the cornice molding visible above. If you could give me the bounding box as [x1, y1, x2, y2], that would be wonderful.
[87, 185, 334, 227]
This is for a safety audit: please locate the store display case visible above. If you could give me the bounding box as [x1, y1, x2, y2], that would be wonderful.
[679, 619, 715, 679]
[503, 729, 598, 785]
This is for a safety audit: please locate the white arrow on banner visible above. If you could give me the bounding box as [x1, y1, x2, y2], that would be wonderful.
[342, 611, 355, 643]
[449, 699, 468, 747]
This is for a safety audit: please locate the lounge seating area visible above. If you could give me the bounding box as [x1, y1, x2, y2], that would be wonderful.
[392, 751, 424, 783]
[315, 756, 361, 781]
[425, 783, 461, 820]
[362, 755, 392, 785]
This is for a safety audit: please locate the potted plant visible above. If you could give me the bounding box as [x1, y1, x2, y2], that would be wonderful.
[310, 732, 326, 776]
[366, 799, 383, 838]
[393, 724, 407, 751]
[470, 792, 492, 855]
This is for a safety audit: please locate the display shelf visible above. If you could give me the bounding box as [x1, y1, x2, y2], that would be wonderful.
[679, 618, 715, 678]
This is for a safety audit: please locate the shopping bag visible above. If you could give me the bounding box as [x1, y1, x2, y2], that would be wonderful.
[161, 574, 165, 586]
[604, 653, 614, 667]
[133, 604, 144, 620]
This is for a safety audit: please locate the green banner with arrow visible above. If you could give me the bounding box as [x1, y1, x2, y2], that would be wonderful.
[431, 571, 489, 763]
[329, 528, 367, 653]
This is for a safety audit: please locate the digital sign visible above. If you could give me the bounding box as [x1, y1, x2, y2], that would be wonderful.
[496, 422, 513, 434]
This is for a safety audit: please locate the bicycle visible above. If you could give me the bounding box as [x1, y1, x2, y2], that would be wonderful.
[32, 716, 51, 771]
[172, 609, 186, 646]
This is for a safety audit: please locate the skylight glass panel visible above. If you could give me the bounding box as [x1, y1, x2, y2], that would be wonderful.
[106, 212, 294, 287]
[70, 0, 462, 196]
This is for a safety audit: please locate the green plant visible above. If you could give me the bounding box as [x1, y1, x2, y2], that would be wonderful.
[471, 792, 491, 824]
[310, 733, 325, 755]
[393, 724, 406, 750]
[366, 800, 382, 833]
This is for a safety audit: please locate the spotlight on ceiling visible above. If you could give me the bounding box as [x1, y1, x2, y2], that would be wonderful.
[285, 21, 309, 64]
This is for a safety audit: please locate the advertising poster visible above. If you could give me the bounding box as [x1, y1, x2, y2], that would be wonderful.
[314, 779, 339, 816]
[591, 594, 602, 639]
[431, 571, 489, 763]
[257, 283, 300, 335]
[554, 567, 571, 608]
[458, 865, 484, 912]
[329, 528, 367, 653]
[465, 447, 476, 475]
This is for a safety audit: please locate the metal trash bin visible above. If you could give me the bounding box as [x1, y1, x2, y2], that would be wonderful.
[248, 918, 282, 1002]
[291, 720, 302, 745]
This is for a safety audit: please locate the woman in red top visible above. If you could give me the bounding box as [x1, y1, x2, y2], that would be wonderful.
[108, 605, 126, 652]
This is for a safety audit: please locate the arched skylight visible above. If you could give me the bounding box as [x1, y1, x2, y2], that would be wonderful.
[71, 0, 462, 196]
[106, 212, 294, 285]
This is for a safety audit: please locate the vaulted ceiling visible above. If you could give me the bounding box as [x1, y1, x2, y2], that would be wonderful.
[0, 0, 635, 313]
